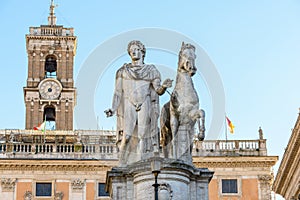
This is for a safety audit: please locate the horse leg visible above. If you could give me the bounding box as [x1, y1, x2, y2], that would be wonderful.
[160, 125, 168, 158]
[170, 112, 179, 159]
[198, 109, 205, 140]
[189, 124, 195, 162]
[160, 102, 171, 158]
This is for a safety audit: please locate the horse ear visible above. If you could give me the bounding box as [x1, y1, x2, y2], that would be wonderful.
[181, 42, 185, 52]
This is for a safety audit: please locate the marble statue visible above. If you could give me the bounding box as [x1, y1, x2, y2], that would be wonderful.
[105, 40, 172, 166]
[160, 42, 205, 163]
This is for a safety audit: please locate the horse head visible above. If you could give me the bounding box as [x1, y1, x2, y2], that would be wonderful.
[178, 42, 197, 76]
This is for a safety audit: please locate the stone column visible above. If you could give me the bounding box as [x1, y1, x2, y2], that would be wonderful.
[0, 178, 16, 200]
[258, 175, 272, 200]
[70, 178, 85, 200]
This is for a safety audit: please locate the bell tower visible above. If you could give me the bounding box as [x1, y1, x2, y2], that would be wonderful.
[24, 1, 77, 130]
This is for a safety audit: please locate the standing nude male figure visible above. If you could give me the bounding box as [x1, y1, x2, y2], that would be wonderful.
[105, 40, 172, 165]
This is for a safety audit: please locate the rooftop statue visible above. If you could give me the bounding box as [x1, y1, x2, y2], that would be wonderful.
[160, 42, 205, 164]
[105, 40, 172, 166]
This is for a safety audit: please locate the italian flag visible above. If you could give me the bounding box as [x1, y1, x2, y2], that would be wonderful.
[33, 120, 46, 132]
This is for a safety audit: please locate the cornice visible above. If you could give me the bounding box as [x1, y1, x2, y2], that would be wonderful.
[193, 156, 278, 168]
[26, 35, 77, 41]
[0, 159, 118, 171]
[0, 157, 278, 171]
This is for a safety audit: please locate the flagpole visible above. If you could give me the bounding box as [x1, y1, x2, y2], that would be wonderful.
[44, 115, 46, 144]
[224, 114, 228, 150]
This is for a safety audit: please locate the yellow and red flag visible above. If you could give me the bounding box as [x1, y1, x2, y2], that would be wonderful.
[226, 116, 235, 134]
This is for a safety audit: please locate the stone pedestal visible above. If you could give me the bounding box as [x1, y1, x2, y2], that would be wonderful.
[174, 125, 194, 164]
[106, 158, 213, 200]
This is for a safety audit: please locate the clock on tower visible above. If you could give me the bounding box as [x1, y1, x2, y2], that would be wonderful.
[38, 78, 62, 100]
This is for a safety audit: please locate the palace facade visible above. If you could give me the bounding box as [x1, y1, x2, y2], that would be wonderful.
[0, 129, 277, 200]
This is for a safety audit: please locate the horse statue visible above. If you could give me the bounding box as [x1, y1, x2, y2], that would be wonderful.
[160, 42, 205, 163]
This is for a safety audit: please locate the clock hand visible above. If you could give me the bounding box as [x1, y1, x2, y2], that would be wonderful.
[49, 82, 54, 92]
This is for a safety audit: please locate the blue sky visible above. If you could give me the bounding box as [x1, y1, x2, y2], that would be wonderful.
[1, 1, 300, 199]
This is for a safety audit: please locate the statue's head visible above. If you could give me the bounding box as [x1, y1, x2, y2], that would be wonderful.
[178, 42, 197, 76]
[127, 40, 146, 61]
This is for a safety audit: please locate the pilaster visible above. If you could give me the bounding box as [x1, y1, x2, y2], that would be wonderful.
[258, 175, 273, 200]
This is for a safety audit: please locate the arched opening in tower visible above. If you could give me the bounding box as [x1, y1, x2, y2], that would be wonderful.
[44, 106, 56, 130]
[45, 55, 57, 78]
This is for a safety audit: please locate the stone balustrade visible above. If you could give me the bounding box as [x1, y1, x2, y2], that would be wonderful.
[0, 143, 118, 160]
[193, 139, 267, 156]
[0, 129, 118, 160]
[0, 129, 267, 159]
[29, 26, 74, 36]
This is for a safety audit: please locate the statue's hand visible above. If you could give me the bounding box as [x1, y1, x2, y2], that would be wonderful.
[198, 125, 205, 141]
[125, 135, 131, 143]
[198, 131, 205, 141]
[199, 126, 205, 134]
[104, 109, 114, 117]
[162, 78, 173, 88]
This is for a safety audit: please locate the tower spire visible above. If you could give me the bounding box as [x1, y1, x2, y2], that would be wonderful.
[48, 0, 57, 26]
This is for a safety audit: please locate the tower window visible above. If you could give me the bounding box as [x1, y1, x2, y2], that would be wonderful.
[45, 56, 57, 78]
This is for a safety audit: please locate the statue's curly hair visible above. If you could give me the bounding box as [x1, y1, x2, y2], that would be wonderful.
[127, 40, 146, 59]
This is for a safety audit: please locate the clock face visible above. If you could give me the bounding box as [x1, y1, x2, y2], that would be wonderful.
[39, 79, 62, 100]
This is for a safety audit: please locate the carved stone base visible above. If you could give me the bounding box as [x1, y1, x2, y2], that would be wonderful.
[105, 158, 213, 200]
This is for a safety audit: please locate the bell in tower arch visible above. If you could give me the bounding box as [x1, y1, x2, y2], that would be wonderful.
[45, 55, 57, 78]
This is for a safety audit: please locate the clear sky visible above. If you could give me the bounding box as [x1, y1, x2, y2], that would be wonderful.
[1, 1, 300, 199]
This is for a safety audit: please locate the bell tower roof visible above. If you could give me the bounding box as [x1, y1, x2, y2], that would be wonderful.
[26, 0, 77, 52]
[48, 0, 57, 26]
